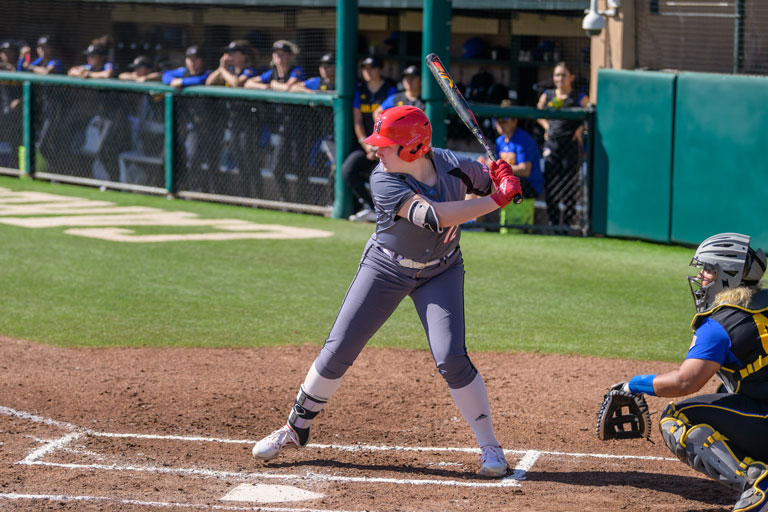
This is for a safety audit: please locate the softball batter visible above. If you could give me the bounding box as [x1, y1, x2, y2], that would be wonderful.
[252, 105, 522, 476]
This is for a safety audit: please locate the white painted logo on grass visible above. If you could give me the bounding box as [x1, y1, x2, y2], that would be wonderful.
[0, 187, 332, 242]
[221, 483, 323, 504]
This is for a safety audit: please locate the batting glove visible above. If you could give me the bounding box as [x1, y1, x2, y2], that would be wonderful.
[490, 176, 523, 208]
[489, 159, 514, 187]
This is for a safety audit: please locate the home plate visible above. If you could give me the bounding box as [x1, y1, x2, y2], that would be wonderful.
[221, 483, 324, 503]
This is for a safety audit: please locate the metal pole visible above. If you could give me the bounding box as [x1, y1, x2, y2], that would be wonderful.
[22, 81, 33, 177]
[332, 0, 357, 219]
[423, 0, 452, 149]
[732, 0, 744, 74]
[164, 92, 174, 194]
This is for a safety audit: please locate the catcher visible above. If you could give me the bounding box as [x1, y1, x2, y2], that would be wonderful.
[597, 233, 768, 512]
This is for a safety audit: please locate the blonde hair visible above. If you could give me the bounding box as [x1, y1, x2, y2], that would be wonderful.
[714, 285, 761, 308]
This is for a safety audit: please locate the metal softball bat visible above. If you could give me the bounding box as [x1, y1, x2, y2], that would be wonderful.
[425, 53, 523, 205]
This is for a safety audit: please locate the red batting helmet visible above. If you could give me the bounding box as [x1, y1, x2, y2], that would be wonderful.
[363, 105, 432, 162]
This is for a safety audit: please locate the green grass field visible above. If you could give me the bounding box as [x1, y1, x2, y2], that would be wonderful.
[0, 175, 696, 362]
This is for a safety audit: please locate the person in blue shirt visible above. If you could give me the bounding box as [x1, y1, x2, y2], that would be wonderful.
[345, 56, 397, 222]
[245, 40, 304, 91]
[374, 65, 424, 118]
[162, 45, 211, 90]
[292, 52, 335, 93]
[18, 36, 64, 75]
[479, 100, 543, 233]
[612, 233, 768, 512]
[68, 44, 115, 79]
[205, 40, 257, 88]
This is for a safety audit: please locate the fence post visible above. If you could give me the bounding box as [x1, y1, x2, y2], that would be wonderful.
[22, 81, 34, 177]
[331, 0, 357, 219]
[423, 0, 451, 148]
[164, 92, 174, 194]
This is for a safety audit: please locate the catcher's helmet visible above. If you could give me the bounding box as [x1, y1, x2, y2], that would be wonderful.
[688, 233, 766, 312]
[363, 105, 431, 162]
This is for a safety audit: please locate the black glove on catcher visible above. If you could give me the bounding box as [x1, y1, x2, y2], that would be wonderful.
[596, 383, 651, 440]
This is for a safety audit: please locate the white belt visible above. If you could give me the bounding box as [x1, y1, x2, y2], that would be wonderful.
[381, 247, 455, 269]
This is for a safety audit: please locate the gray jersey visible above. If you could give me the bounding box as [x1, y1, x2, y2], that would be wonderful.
[369, 148, 493, 262]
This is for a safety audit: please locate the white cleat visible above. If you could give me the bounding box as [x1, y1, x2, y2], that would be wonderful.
[252, 424, 301, 461]
[478, 445, 508, 477]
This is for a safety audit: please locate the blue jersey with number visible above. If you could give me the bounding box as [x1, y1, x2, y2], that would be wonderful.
[495, 128, 543, 196]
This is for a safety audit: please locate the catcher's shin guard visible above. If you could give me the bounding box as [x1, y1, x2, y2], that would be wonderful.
[659, 403, 761, 492]
[287, 386, 327, 446]
[734, 459, 768, 512]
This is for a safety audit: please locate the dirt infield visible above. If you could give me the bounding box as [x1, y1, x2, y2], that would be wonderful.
[0, 335, 736, 511]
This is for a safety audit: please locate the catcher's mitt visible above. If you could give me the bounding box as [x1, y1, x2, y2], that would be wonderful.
[596, 388, 651, 440]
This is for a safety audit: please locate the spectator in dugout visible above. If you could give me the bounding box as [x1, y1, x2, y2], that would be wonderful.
[68, 44, 115, 79]
[291, 52, 335, 92]
[118, 55, 161, 82]
[344, 55, 397, 222]
[0, 41, 19, 71]
[374, 64, 424, 118]
[18, 35, 64, 75]
[205, 39, 258, 88]
[244, 40, 304, 91]
[162, 45, 211, 90]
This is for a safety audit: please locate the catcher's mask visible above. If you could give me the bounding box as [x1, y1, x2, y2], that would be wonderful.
[363, 105, 432, 162]
[688, 233, 767, 312]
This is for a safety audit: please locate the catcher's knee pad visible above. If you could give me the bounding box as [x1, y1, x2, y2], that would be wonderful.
[659, 402, 748, 490]
[287, 386, 327, 446]
[437, 354, 476, 389]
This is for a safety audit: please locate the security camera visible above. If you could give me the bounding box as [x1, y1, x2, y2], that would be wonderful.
[583, 8, 605, 37]
[583, 0, 607, 37]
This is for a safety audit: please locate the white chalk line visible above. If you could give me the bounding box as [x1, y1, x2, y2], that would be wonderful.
[3, 403, 674, 493]
[0, 493, 360, 512]
[22, 459, 522, 488]
[0, 405, 675, 462]
[21, 432, 83, 464]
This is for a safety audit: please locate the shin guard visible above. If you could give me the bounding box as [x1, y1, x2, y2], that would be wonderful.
[287, 386, 327, 446]
[659, 402, 756, 491]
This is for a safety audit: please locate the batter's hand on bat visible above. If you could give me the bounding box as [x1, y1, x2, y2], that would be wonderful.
[490, 176, 523, 208]
[489, 160, 514, 188]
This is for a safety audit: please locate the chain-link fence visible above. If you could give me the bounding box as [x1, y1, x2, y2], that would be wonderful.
[447, 106, 592, 236]
[29, 84, 168, 192]
[173, 94, 334, 209]
[636, 0, 768, 75]
[0, 78, 23, 172]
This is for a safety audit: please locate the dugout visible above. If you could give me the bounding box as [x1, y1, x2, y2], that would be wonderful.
[0, 0, 595, 235]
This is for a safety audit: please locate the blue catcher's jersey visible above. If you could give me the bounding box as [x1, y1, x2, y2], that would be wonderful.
[689, 288, 768, 400]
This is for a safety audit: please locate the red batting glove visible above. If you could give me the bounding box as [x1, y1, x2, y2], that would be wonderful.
[489, 159, 515, 187]
[490, 176, 523, 208]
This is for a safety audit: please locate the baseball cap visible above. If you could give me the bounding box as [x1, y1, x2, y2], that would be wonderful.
[361, 55, 382, 69]
[319, 53, 334, 65]
[495, 99, 516, 122]
[0, 41, 12, 52]
[36, 35, 51, 47]
[272, 40, 297, 54]
[185, 45, 201, 58]
[83, 44, 107, 56]
[129, 55, 153, 69]
[224, 40, 251, 53]
[402, 65, 419, 77]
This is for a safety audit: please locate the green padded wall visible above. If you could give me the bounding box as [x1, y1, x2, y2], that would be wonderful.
[671, 73, 768, 250]
[594, 69, 676, 241]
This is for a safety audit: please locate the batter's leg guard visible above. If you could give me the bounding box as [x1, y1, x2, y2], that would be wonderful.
[659, 402, 766, 499]
[287, 386, 327, 446]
